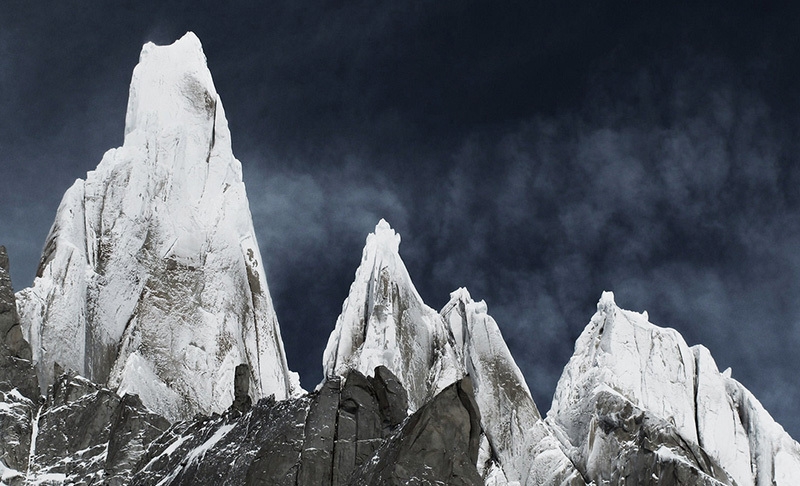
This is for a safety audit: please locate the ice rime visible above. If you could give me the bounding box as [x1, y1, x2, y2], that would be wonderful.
[323, 222, 584, 484]
[321, 219, 461, 410]
[548, 291, 800, 485]
[16, 32, 300, 421]
[442, 288, 584, 486]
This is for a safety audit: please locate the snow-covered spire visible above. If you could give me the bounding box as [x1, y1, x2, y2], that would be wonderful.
[321, 220, 461, 410]
[441, 288, 584, 485]
[368, 218, 401, 254]
[547, 292, 800, 485]
[16, 32, 300, 421]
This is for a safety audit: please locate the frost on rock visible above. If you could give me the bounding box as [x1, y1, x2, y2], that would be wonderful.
[15, 32, 300, 421]
[442, 288, 584, 486]
[547, 291, 800, 486]
[321, 219, 462, 410]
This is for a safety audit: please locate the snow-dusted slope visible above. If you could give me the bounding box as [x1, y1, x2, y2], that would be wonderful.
[322, 220, 462, 410]
[16, 32, 300, 421]
[443, 288, 584, 486]
[547, 291, 800, 485]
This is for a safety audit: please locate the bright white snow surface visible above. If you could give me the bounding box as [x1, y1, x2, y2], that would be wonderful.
[547, 291, 800, 486]
[323, 221, 584, 485]
[322, 219, 462, 411]
[443, 288, 583, 486]
[16, 32, 300, 421]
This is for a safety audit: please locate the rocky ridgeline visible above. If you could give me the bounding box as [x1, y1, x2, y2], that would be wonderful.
[132, 366, 481, 485]
[5, 226, 800, 485]
[3, 32, 800, 485]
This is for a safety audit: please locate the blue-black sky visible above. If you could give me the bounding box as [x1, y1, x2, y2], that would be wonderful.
[2, 1, 800, 438]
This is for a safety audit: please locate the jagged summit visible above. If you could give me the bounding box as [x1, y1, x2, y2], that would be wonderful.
[547, 292, 800, 485]
[125, 32, 220, 141]
[16, 32, 300, 421]
[321, 219, 461, 410]
[367, 218, 401, 254]
[323, 223, 585, 483]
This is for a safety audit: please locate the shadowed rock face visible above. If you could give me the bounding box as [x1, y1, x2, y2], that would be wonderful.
[132, 366, 410, 485]
[231, 363, 252, 414]
[352, 377, 484, 486]
[27, 374, 170, 485]
[0, 247, 40, 483]
[0, 385, 36, 478]
[0, 246, 32, 365]
[570, 389, 734, 486]
[131, 367, 485, 486]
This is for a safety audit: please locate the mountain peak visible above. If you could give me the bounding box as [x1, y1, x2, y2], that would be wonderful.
[16, 33, 299, 421]
[597, 289, 615, 312]
[322, 220, 459, 410]
[548, 292, 800, 485]
[365, 218, 401, 255]
[124, 31, 226, 151]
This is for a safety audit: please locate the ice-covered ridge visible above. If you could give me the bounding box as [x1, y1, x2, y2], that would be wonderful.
[322, 220, 462, 410]
[548, 291, 800, 486]
[16, 32, 300, 421]
[323, 221, 586, 483]
[443, 288, 584, 485]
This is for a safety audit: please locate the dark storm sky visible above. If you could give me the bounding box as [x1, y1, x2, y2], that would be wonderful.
[2, 2, 800, 438]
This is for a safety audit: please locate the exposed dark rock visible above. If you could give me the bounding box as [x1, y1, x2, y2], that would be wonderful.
[26, 373, 170, 484]
[231, 363, 252, 414]
[0, 246, 17, 337]
[105, 394, 171, 484]
[131, 366, 417, 486]
[244, 398, 310, 486]
[0, 246, 34, 367]
[6, 364, 481, 485]
[578, 389, 735, 486]
[132, 396, 312, 486]
[0, 247, 31, 363]
[0, 383, 36, 477]
[372, 365, 409, 432]
[351, 376, 483, 486]
[0, 353, 39, 403]
[297, 377, 340, 485]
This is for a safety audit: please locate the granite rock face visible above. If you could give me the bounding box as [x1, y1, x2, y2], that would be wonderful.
[352, 377, 483, 486]
[23, 373, 170, 485]
[0, 246, 36, 397]
[0, 247, 19, 346]
[0, 385, 36, 482]
[0, 245, 38, 378]
[0, 247, 40, 484]
[131, 367, 489, 486]
[131, 366, 408, 485]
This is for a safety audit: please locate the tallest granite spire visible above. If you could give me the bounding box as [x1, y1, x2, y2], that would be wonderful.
[16, 32, 300, 421]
